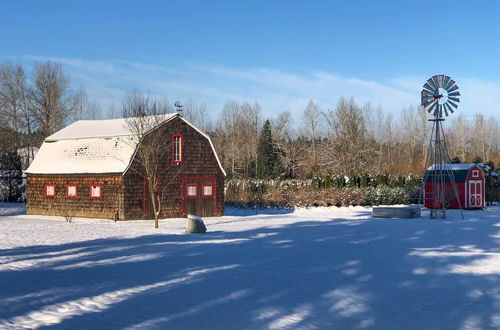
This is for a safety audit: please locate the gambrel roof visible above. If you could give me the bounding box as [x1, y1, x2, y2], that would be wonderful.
[26, 114, 226, 175]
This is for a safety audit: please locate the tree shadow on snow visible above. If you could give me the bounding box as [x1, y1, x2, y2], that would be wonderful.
[0, 208, 499, 329]
[0, 202, 26, 217]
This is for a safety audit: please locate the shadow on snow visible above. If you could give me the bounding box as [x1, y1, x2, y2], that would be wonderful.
[0, 208, 499, 329]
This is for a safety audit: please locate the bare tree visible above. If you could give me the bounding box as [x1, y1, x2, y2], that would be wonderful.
[212, 101, 262, 178]
[303, 100, 321, 175]
[0, 62, 27, 151]
[182, 98, 212, 132]
[122, 91, 181, 228]
[401, 106, 419, 170]
[448, 114, 470, 162]
[107, 102, 120, 119]
[72, 88, 102, 121]
[272, 111, 305, 178]
[30, 61, 75, 138]
[322, 97, 374, 175]
[214, 101, 240, 177]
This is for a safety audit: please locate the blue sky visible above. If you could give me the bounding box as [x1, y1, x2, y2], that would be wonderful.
[1, 0, 499, 121]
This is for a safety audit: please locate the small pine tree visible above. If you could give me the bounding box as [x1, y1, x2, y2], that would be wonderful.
[256, 120, 276, 179]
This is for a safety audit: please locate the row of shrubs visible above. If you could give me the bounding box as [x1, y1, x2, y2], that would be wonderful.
[310, 173, 422, 189]
[225, 179, 421, 208]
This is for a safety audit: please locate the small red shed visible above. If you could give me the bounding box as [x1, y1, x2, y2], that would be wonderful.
[424, 164, 485, 209]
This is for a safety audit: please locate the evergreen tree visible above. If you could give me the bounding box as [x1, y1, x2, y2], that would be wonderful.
[256, 120, 276, 178]
[0, 151, 24, 202]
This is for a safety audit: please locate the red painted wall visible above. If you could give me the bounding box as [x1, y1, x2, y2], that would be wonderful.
[424, 166, 485, 209]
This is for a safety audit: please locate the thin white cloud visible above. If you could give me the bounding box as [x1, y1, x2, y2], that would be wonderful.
[20, 55, 499, 121]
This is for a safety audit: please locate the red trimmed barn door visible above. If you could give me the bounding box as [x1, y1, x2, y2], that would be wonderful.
[468, 180, 482, 208]
[182, 177, 217, 217]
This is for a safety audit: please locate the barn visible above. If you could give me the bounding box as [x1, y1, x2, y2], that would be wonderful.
[25, 113, 225, 220]
[424, 164, 485, 209]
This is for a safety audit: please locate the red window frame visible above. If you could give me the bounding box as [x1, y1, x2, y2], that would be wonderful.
[66, 184, 78, 198]
[185, 184, 198, 197]
[172, 134, 183, 163]
[89, 184, 102, 199]
[202, 184, 215, 197]
[45, 184, 56, 198]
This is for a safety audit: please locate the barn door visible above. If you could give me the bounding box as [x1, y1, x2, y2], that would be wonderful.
[182, 177, 217, 217]
[468, 180, 482, 208]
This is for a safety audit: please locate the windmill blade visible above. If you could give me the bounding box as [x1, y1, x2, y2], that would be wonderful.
[448, 100, 459, 109]
[444, 79, 455, 90]
[448, 96, 460, 103]
[421, 92, 434, 105]
[442, 76, 451, 90]
[447, 84, 459, 93]
[422, 98, 434, 108]
[427, 77, 437, 90]
[432, 75, 442, 89]
[443, 104, 449, 116]
[422, 96, 434, 107]
[423, 83, 435, 93]
[421, 89, 434, 97]
[427, 101, 437, 114]
[421, 96, 433, 106]
[436, 75, 445, 88]
[444, 102, 454, 114]
[448, 91, 460, 97]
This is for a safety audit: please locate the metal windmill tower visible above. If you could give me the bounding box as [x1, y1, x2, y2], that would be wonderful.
[420, 75, 463, 219]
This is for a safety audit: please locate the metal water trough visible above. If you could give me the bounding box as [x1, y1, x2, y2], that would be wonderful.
[372, 205, 421, 219]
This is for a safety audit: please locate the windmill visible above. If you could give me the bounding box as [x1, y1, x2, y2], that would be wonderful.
[420, 75, 463, 218]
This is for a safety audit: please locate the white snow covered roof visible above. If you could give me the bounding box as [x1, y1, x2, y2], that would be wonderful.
[45, 114, 177, 141]
[26, 114, 226, 176]
[427, 163, 477, 171]
[26, 136, 137, 174]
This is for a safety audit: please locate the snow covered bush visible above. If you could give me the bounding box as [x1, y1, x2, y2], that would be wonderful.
[362, 186, 410, 205]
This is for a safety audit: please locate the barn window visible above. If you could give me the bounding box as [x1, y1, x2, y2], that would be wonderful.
[90, 184, 102, 199]
[45, 184, 56, 198]
[186, 184, 197, 197]
[202, 184, 214, 197]
[66, 184, 77, 198]
[172, 134, 183, 163]
[472, 170, 479, 178]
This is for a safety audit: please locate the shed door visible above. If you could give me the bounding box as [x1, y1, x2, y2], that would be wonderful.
[468, 180, 482, 208]
[182, 178, 217, 217]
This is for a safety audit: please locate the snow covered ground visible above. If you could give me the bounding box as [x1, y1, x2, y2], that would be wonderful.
[0, 203, 499, 330]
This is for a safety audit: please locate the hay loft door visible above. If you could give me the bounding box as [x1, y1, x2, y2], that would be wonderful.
[468, 180, 482, 208]
[182, 177, 217, 217]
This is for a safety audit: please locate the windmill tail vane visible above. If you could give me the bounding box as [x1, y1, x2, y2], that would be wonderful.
[421, 74, 460, 118]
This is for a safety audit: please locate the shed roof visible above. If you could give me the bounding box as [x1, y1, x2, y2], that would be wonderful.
[424, 163, 481, 183]
[427, 164, 477, 171]
[26, 114, 226, 175]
